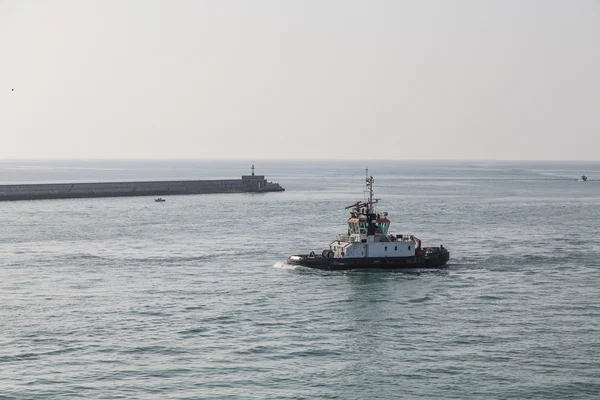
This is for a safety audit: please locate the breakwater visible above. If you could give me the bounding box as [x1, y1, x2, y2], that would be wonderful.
[0, 174, 284, 201]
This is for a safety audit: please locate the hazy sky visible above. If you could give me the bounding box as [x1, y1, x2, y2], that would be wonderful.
[1, 0, 599, 160]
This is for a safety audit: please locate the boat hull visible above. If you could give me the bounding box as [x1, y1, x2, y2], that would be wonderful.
[287, 248, 450, 271]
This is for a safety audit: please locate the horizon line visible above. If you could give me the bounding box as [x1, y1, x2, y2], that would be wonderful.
[0, 158, 599, 163]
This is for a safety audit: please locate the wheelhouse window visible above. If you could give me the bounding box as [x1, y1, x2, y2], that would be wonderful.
[376, 222, 390, 235]
[348, 222, 361, 235]
[348, 223, 355, 234]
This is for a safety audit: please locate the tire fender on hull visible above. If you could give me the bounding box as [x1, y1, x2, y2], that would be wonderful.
[322, 250, 334, 259]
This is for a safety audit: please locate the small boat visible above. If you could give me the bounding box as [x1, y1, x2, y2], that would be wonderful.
[154, 198, 166, 202]
[580, 175, 588, 182]
[287, 170, 450, 270]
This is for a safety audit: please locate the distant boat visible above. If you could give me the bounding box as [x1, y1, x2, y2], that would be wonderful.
[154, 198, 166, 202]
[580, 175, 588, 182]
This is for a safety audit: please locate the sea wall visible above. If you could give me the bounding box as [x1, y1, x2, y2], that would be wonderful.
[0, 176, 284, 201]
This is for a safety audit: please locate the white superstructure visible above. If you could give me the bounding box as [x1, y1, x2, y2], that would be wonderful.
[325, 170, 422, 260]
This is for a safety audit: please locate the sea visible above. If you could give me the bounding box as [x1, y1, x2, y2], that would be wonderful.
[1, 159, 599, 399]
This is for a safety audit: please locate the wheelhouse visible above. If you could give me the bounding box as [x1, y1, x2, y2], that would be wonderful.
[347, 216, 391, 237]
[347, 217, 368, 235]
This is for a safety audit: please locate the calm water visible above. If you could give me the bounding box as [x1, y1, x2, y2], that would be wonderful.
[1, 160, 599, 399]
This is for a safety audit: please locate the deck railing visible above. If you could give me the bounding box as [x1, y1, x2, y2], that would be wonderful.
[335, 234, 417, 243]
[336, 235, 355, 243]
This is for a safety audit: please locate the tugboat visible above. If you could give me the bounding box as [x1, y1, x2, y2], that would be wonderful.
[287, 171, 450, 270]
[154, 197, 166, 202]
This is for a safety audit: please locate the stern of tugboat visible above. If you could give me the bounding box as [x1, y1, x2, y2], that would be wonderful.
[421, 246, 450, 268]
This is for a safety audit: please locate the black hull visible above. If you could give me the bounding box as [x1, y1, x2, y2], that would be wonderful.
[287, 248, 450, 271]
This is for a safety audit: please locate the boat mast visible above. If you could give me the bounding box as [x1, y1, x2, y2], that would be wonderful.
[365, 168, 374, 212]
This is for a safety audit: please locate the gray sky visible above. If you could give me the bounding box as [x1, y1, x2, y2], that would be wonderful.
[1, 0, 599, 160]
